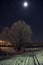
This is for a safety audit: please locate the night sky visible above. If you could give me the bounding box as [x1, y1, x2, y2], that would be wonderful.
[0, 0, 43, 42]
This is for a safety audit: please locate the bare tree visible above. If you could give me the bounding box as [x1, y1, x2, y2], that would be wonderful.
[9, 20, 32, 51]
[0, 27, 10, 41]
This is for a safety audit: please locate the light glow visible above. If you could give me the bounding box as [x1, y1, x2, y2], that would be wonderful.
[23, 2, 28, 7]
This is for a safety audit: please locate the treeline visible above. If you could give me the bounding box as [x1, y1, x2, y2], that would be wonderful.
[0, 20, 32, 51]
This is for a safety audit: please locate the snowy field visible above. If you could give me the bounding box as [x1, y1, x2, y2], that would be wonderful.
[0, 50, 43, 65]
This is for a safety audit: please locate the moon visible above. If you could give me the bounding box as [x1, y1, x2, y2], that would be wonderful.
[23, 1, 28, 7]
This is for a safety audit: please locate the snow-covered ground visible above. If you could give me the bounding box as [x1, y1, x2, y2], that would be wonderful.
[0, 50, 43, 65]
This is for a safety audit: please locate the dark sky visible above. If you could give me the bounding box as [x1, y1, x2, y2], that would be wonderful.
[0, 0, 43, 42]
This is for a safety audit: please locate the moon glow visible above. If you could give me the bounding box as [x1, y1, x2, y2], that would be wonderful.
[23, 2, 28, 7]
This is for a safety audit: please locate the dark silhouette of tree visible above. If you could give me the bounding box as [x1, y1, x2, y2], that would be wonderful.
[0, 27, 10, 41]
[9, 20, 32, 51]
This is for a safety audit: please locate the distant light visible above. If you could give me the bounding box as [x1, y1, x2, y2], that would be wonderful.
[0, 40, 3, 43]
[23, 2, 28, 7]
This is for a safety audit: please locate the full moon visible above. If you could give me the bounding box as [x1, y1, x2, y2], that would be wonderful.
[23, 2, 28, 7]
